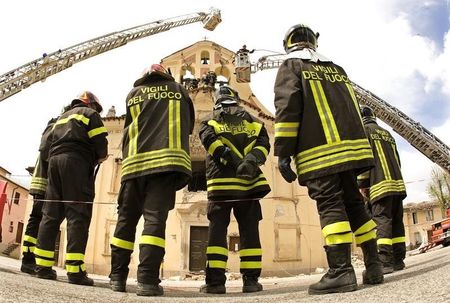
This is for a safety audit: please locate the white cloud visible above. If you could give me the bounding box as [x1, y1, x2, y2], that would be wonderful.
[434, 31, 450, 95]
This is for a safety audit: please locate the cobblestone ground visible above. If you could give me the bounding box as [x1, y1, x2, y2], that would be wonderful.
[1, 246, 449, 303]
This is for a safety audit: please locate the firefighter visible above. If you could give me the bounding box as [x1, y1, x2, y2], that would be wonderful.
[274, 24, 384, 295]
[109, 64, 194, 296]
[198, 85, 271, 294]
[34, 91, 108, 286]
[20, 117, 57, 275]
[358, 105, 407, 273]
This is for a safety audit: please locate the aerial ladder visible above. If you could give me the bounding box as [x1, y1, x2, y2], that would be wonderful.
[0, 8, 221, 102]
[235, 51, 450, 174]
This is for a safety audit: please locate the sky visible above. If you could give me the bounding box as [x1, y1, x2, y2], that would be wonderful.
[0, 0, 449, 203]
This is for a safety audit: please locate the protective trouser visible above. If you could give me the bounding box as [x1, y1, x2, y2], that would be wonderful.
[205, 200, 262, 286]
[110, 173, 176, 285]
[22, 194, 44, 264]
[304, 170, 377, 247]
[371, 195, 406, 266]
[35, 153, 94, 277]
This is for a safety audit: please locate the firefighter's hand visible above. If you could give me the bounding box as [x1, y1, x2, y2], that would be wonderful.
[360, 188, 370, 201]
[236, 155, 258, 180]
[278, 157, 297, 183]
[220, 147, 240, 168]
[218, 147, 231, 165]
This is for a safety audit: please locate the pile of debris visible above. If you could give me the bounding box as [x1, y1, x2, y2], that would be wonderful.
[351, 254, 365, 268]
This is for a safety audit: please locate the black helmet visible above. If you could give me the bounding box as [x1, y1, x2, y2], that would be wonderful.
[283, 24, 319, 53]
[214, 85, 239, 106]
[360, 105, 376, 124]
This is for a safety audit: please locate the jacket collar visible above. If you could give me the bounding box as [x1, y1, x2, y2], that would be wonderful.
[286, 48, 331, 63]
[133, 71, 175, 87]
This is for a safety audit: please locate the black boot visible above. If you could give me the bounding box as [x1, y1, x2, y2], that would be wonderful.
[393, 259, 405, 271]
[378, 244, 394, 274]
[109, 271, 128, 292]
[21, 253, 36, 275]
[393, 243, 406, 271]
[136, 283, 164, 296]
[308, 244, 357, 295]
[242, 276, 263, 293]
[36, 266, 57, 280]
[21, 262, 36, 275]
[21, 251, 36, 274]
[199, 284, 226, 294]
[110, 279, 126, 292]
[393, 260, 405, 271]
[360, 239, 384, 285]
[201, 265, 227, 294]
[68, 272, 94, 286]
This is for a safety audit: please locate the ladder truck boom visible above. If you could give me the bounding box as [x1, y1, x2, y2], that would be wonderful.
[352, 83, 450, 174]
[234, 51, 450, 174]
[0, 8, 221, 102]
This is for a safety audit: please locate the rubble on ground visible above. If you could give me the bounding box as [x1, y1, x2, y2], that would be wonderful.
[351, 254, 365, 268]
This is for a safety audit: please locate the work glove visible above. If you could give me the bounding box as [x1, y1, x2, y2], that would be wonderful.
[359, 188, 370, 202]
[278, 157, 297, 183]
[219, 147, 240, 169]
[236, 154, 258, 180]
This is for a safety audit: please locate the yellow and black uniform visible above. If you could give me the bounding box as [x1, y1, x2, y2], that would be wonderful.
[35, 104, 107, 281]
[21, 118, 57, 273]
[109, 71, 194, 288]
[274, 56, 376, 248]
[358, 119, 407, 270]
[199, 104, 270, 289]
[274, 48, 383, 294]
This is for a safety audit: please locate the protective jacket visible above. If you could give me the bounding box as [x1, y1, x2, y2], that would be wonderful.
[199, 105, 271, 200]
[23, 117, 58, 267]
[43, 104, 108, 164]
[358, 120, 406, 202]
[121, 72, 195, 189]
[274, 56, 374, 184]
[35, 104, 107, 278]
[29, 118, 57, 196]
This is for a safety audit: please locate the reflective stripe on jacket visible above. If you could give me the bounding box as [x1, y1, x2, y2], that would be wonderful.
[274, 58, 374, 184]
[29, 156, 48, 196]
[121, 73, 195, 189]
[359, 121, 406, 202]
[30, 118, 57, 196]
[199, 105, 271, 200]
[45, 104, 108, 163]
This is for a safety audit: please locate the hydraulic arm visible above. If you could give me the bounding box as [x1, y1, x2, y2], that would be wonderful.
[0, 8, 221, 102]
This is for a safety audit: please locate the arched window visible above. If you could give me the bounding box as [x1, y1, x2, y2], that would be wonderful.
[214, 66, 231, 85]
[200, 50, 210, 65]
[181, 66, 195, 78]
[181, 66, 198, 89]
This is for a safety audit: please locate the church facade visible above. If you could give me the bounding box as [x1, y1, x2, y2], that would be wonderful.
[50, 40, 327, 278]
